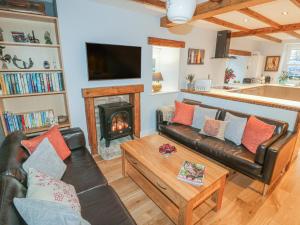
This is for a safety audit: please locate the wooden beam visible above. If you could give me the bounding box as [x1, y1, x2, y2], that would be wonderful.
[239, 8, 300, 39]
[161, 0, 274, 28]
[229, 49, 252, 56]
[291, 0, 300, 8]
[232, 22, 300, 37]
[132, 0, 165, 9]
[148, 37, 185, 48]
[238, 8, 280, 28]
[204, 17, 282, 43]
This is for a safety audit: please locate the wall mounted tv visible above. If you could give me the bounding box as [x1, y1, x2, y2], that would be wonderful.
[86, 43, 142, 80]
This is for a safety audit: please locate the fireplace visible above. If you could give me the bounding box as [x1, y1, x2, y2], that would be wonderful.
[98, 102, 134, 147]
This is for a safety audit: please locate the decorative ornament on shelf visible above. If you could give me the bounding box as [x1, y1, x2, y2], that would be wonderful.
[43, 60, 50, 69]
[224, 68, 236, 84]
[166, 0, 197, 24]
[12, 55, 34, 69]
[0, 27, 4, 42]
[152, 72, 164, 92]
[44, 31, 53, 45]
[27, 30, 40, 44]
[0, 46, 12, 69]
[186, 74, 195, 90]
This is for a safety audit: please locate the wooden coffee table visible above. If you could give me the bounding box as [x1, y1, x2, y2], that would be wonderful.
[121, 135, 229, 225]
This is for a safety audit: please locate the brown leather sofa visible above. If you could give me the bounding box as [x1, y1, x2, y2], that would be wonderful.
[157, 101, 295, 186]
[0, 128, 136, 225]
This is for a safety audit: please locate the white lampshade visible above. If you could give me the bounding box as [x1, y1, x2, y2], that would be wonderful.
[166, 0, 197, 24]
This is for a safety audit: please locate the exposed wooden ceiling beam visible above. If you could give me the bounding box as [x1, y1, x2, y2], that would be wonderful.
[132, 0, 165, 9]
[204, 17, 282, 43]
[232, 22, 300, 37]
[160, 0, 275, 28]
[239, 8, 300, 39]
[229, 49, 252, 56]
[148, 37, 185, 48]
[291, 0, 300, 8]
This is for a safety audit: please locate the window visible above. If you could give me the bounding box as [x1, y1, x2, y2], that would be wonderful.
[285, 45, 300, 79]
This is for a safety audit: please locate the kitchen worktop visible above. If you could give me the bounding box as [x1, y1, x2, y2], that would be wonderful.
[181, 83, 300, 112]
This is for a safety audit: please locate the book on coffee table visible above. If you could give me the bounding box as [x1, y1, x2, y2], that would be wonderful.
[177, 161, 205, 186]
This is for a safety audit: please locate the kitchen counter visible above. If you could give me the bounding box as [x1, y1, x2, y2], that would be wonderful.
[181, 84, 300, 112]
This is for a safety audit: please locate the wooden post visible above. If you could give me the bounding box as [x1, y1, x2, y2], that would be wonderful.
[130, 93, 141, 138]
[84, 97, 98, 155]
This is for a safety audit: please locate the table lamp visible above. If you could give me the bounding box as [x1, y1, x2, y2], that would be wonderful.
[152, 72, 163, 92]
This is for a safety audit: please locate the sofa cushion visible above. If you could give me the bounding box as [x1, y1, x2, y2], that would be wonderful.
[0, 176, 27, 225]
[22, 125, 71, 160]
[172, 101, 195, 126]
[62, 148, 107, 194]
[224, 113, 248, 145]
[0, 132, 28, 184]
[200, 117, 228, 141]
[159, 124, 205, 150]
[78, 186, 136, 225]
[192, 106, 218, 130]
[22, 138, 66, 179]
[242, 116, 276, 154]
[196, 137, 263, 176]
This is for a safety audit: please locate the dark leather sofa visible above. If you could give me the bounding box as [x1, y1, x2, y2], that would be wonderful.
[0, 128, 136, 225]
[157, 101, 295, 186]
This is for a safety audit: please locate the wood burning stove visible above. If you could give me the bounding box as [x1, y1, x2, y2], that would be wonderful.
[98, 102, 133, 147]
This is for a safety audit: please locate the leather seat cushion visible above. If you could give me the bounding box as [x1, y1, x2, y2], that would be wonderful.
[196, 137, 262, 176]
[159, 124, 204, 149]
[62, 148, 107, 193]
[78, 186, 136, 225]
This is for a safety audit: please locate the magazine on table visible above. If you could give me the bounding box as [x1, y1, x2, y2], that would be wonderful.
[177, 161, 205, 186]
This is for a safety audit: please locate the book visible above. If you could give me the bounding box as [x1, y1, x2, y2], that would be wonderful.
[177, 161, 205, 186]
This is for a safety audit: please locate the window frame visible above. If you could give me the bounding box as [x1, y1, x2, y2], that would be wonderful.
[284, 44, 300, 80]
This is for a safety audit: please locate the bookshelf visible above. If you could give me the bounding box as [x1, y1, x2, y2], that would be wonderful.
[0, 10, 70, 136]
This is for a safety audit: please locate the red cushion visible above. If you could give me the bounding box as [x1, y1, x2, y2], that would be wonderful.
[242, 116, 276, 154]
[172, 101, 195, 126]
[22, 125, 71, 160]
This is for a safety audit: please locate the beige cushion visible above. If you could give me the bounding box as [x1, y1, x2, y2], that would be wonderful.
[200, 117, 228, 141]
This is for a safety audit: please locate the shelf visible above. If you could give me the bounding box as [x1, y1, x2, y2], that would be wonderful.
[0, 91, 66, 99]
[0, 10, 57, 23]
[23, 122, 70, 135]
[0, 69, 63, 73]
[0, 42, 60, 48]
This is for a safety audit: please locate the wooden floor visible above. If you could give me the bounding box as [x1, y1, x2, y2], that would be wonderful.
[96, 155, 300, 225]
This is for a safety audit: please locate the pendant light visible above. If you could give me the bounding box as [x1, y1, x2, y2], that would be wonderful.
[166, 0, 197, 24]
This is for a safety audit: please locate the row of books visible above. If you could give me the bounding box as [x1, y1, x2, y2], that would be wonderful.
[3, 110, 54, 133]
[177, 161, 205, 186]
[0, 72, 64, 95]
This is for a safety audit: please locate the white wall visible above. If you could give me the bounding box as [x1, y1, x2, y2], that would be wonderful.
[56, 0, 222, 143]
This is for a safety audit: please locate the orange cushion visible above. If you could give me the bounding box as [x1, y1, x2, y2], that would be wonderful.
[242, 116, 276, 154]
[172, 101, 195, 126]
[22, 125, 71, 160]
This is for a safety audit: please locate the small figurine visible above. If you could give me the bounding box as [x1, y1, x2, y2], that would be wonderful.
[27, 31, 40, 44]
[0, 27, 4, 42]
[44, 31, 53, 45]
[12, 55, 34, 69]
[43, 60, 50, 69]
[0, 46, 12, 69]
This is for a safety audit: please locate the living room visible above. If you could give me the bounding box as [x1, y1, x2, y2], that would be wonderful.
[1, 0, 300, 225]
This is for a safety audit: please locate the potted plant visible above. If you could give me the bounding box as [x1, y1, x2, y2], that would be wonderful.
[186, 74, 195, 90]
[224, 68, 236, 84]
[278, 71, 289, 84]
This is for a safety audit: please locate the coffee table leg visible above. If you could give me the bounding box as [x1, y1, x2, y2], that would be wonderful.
[215, 175, 226, 211]
[178, 201, 193, 225]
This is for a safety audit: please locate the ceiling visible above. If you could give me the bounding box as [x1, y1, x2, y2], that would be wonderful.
[135, 0, 300, 42]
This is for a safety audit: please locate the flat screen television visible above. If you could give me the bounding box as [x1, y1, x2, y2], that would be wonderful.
[86, 43, 141, 80]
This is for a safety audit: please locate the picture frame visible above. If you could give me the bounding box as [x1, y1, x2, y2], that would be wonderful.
[264, 56, 281, 72]
[187, 48, 205, 65]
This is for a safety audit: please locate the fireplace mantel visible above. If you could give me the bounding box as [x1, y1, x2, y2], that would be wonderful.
[82, 85, 144, 155]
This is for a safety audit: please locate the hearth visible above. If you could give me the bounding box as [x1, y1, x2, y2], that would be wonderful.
[98, 102, 134, 147]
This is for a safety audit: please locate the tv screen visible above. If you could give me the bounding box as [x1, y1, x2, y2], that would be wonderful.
[86, 43, 141, 80]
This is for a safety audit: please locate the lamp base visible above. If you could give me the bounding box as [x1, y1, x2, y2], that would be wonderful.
[152, 82, 162, 92]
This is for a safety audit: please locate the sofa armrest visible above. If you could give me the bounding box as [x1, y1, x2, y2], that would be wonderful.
[156, 106, 175, 131]
[60, 128, 86, 151]
[255, 133, 283, 165]
[262, 132, 296, 184]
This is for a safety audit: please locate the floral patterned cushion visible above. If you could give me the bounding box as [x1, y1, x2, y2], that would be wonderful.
[26, 168, 81, 214]
[200, 117, 228, 141]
